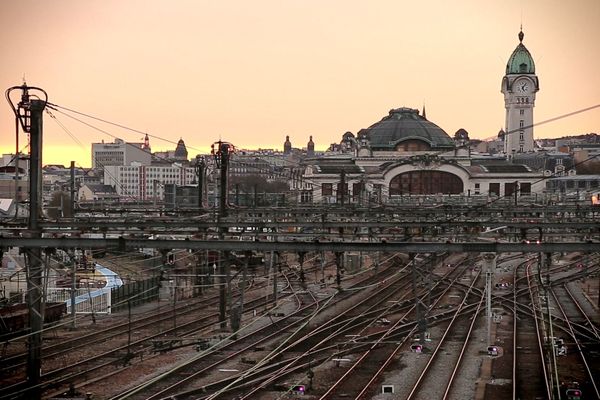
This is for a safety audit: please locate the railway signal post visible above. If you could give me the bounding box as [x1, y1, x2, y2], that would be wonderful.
[483, 252, 496, 347]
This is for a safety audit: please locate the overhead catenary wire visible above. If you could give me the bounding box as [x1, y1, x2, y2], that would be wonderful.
[47, 101, 343, 207]
[43, 100, 600, 214]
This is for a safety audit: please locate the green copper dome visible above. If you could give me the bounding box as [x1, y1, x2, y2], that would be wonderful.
[506, 30, 535, 74]
[358, 107, 455, 150]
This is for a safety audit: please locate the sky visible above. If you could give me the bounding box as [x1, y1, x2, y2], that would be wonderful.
[1, 0, 599, 167]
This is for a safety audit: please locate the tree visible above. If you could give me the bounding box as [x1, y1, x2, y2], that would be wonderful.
[46, 191, 72, 219]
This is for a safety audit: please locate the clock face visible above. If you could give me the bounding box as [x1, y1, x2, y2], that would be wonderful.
[516, 80, 529, 94]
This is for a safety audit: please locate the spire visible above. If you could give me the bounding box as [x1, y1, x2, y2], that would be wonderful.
[284, 135, 292, 155]
[422, 103, 427, 120]
[307, 135, 315, 156]
[174, 137, 188, 160]
[518, 26, 524, 43]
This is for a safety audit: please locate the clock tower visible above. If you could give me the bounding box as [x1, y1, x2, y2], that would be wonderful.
[501, 29, 539, 156]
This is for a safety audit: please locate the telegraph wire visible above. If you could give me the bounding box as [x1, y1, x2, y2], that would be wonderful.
[46, 102, 205, 153]
[46, 110, 148, 203]
[48, 101, 344, 207]
[45, 101, 600, 212]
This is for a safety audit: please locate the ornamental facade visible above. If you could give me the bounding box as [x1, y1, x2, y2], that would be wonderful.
[301, 107, 545, 205]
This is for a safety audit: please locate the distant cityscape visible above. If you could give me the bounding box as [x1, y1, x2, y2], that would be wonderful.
[1, 29, 599, 217]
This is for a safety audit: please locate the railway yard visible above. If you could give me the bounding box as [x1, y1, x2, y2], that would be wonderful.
[1, 203, 600, 399]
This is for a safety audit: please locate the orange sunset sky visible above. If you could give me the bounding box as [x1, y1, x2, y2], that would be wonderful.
[1, 0, 599, 168]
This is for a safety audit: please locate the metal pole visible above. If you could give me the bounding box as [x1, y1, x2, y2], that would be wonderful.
[173, 285, 177, 330]
[545, 253, 561, 400]
[70, 161, 75, 215]
[70, 256, 76, 329]
[218, 142, 229, 329]
[14, 117, 20, 218]
[25, 99, 45, 399]
[321, 251, 325, 283]
[483, 253, 496, 346]
[273, 251, 278, 304]
[240, 253, 248, 317]
[196, 156, 205, 210]
[410, 253, 425, 345]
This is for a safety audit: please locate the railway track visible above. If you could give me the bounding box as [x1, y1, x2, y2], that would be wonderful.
[0, 264, 307, 399]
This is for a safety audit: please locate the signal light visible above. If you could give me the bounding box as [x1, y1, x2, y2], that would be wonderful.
[410, 344, 423, 353]
[292, 385, 306, 393]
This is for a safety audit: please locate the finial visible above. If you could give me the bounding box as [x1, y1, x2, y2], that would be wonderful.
[518, 27, 524, 43]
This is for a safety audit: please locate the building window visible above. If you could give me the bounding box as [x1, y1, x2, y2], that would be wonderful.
[519, 120, 524, 128]
[322, 183, 332, 196]
[489, 183, 500, 196]
[519, 131, 524, 141]
[505, 182, 517, 197]
[300, 191, 312, 203]
[353, 182, 364, 201]
[520, 109, 524, 115]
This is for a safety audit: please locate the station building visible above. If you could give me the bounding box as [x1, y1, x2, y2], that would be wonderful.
[299, 30, 549, 204]
[301, 107, 545, 204]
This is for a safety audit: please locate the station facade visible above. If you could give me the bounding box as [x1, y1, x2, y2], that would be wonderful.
[299, 30, 546, 204]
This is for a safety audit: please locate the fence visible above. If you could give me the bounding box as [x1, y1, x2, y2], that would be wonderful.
[46, 287, 112, 314]
[110, 276, 160, 313]
[46, 276, 159, 315]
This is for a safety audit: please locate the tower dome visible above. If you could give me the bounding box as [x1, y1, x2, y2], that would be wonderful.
[174, 138, 188, 160]
[506, 29, 535, 74]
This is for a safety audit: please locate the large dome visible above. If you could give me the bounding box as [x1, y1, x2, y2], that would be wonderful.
[358, 107, 455, 151]
[506, 30, 535, 74]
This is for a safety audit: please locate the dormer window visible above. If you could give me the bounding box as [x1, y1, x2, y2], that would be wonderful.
[519, 63, 527, 72]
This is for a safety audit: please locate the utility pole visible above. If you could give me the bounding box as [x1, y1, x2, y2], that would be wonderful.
[335, 252, 343, 290]
[410, 253, 426, 346]
[70, 161, 76, 215]
[544, 252, 561, 400]
[195, 156, 205, 210]
[272, 251, 279, 304]
[483, 253, 496, 347]
[212, 141, 232, 329]
[70, 252, 77, 330]
[6, 83, 48, 399]
[194, 253, 202, 296]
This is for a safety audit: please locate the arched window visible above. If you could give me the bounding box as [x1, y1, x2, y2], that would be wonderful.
[389, 171, 463, 195]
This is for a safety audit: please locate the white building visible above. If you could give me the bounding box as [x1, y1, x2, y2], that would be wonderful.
[91, 136, 151, 169]
[302, 106, 546, 205]
[103, 163, 195, 201]
[501, 29, 539, 155]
